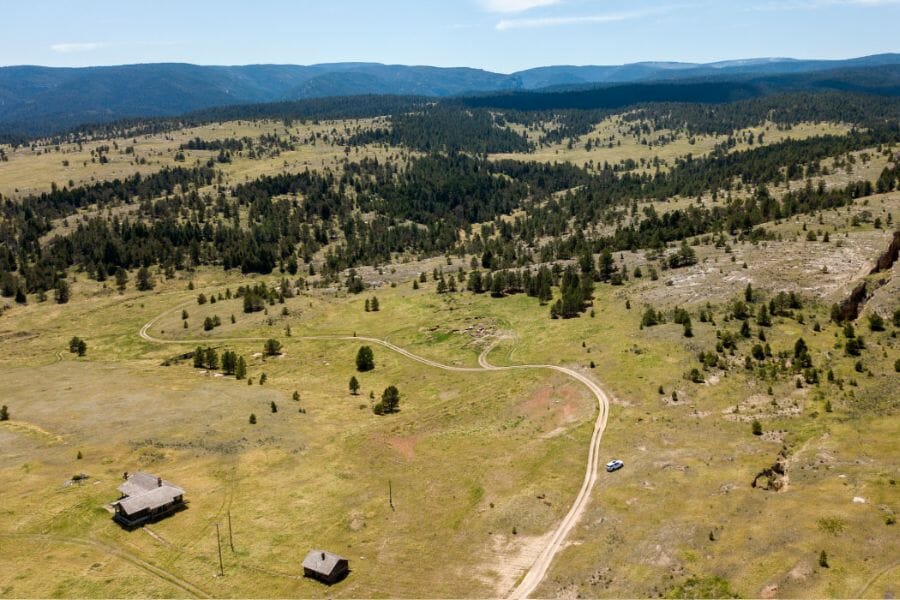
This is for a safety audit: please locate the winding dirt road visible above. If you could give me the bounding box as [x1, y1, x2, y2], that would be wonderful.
[139, 304, 611, 598]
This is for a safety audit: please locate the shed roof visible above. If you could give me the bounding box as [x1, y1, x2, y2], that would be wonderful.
[118, 472, 179, 497]
[302, 550, 346, 575]
[115, 484, 183, 515]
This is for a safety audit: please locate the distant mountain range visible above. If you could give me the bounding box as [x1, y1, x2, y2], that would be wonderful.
[0, 54, 898, 136]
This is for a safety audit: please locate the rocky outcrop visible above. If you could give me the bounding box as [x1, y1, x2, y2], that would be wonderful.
[833, 229, 899, 322]
[752, 446, 789, 491]
[870, 229, 900, 274]
[833, 281, 868, 322]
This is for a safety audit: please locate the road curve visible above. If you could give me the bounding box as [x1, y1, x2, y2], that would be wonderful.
[139, 307, 611, 598]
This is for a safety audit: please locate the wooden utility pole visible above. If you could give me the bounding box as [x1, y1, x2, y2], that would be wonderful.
[227, 511, 234, 552]
[215, 522, 224, 576]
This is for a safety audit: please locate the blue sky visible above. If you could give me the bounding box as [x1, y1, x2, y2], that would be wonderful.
[2, 0, 897, 72]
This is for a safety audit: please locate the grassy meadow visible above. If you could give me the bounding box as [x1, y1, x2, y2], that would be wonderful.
[0, 117, 407, 199]
[493, 117, 852, 174]
[0, 113, 897, 598]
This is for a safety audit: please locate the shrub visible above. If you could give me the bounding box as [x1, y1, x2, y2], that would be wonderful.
[752, 420, 763, 436]
[867, 313, 885, 332]
[264, 338, 283, 356]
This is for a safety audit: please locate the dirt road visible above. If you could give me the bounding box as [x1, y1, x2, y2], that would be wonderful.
[0, 533, 211, 598]
[140, 307, 611, 598]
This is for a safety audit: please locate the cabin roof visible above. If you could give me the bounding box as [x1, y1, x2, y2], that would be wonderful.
[302, 549, 346, 575]
[115, 484, 183, 515]
[118, 471, 181, 497]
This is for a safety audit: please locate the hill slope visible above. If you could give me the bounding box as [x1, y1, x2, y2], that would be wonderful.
[1, 54, 899, 136]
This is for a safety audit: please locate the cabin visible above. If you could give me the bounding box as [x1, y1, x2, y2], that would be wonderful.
[112, 471, 185, 528]
[301, 549, 349, 584]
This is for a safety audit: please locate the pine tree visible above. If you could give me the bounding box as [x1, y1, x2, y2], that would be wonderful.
[222, 351, 236, 375]
[349, 376, 360, 395]
[235, 356, 247, 380]
[0, 405, 9, 421]
[598, 249, 615, 281]
[115, 268, 128, 291]
[205, 347, 218, 370]
[356, 346, 375, 372]
[136, 266, 154, 291]
[467, 270, 483, 293]
[380, 385, 400, 414]
[370, 296, 380, 311]
[249, 413, 256, 425]
[55, 279, 70, 304]
[757, 304, 771, 326]
[193, 346, 204, 368]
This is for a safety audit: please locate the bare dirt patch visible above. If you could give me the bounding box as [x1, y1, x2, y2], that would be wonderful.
[382, 433, 422, 462]
[477, 532, 553, 597]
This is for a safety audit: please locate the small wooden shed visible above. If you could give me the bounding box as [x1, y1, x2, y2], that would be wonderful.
[302, 549, 349, 584]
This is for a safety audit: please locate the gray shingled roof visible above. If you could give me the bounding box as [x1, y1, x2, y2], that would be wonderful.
[302, 550, 345, 575]
[114, 472, 184, 516]
[118, 472, 180, 497]
[116, 485, 183, 515]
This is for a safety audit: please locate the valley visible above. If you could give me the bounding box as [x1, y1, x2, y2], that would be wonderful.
[0, 61, 898, 598]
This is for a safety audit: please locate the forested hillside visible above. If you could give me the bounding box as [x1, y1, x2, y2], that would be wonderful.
[2, 90, 897, 308]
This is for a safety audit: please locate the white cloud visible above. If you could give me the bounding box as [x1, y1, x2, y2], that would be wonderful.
[496, 9, 651, 30]
[753, 0, 900, 9]
[50, 42, 104, 53]
[481, 0, 562, 13]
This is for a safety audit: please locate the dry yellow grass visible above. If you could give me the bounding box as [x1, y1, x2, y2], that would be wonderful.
[0, 267, 595, 598]
[493, 117, 852, 174]
[0, 117, 412, 199]
[0, 112, 896, 598]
